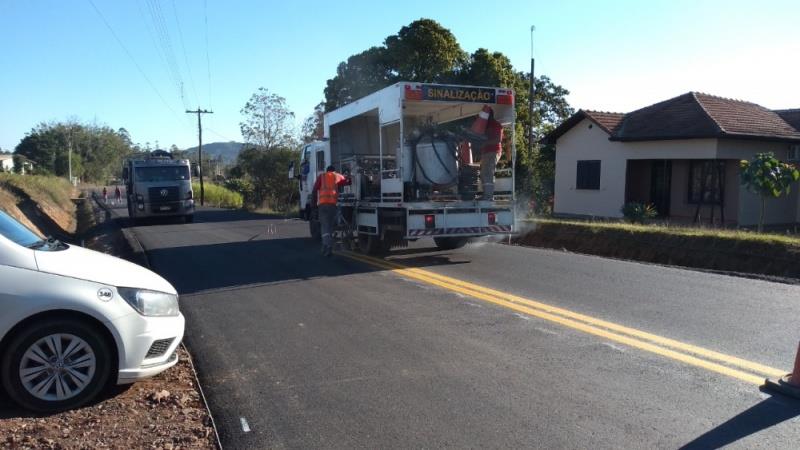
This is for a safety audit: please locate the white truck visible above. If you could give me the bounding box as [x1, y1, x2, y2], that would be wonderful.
[122, 152, 195, 225]
[297, 82, 515, 254]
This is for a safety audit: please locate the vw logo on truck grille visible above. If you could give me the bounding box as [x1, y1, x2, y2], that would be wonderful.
[160, 189, 169, 197]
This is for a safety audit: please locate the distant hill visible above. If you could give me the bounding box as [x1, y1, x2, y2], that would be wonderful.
[183, 141, 244, 164]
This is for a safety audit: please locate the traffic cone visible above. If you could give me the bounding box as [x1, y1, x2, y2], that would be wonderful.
[469, 105, 492, 136]
[458, 141, 473, 165]
[764, 342, 800, 399]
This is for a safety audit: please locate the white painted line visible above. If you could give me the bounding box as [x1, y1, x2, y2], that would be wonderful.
[534, 327, 559, 336]
[240, 417, 251, 433]
[513, 313, 531, 321]
[602, 342, 626, 353]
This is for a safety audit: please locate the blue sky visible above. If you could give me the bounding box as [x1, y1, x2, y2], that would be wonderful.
[1, 0, 799, 151]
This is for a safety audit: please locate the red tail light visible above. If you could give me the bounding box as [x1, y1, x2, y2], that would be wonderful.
[425, 214, 435, 229]
[488, 212, 496, 225]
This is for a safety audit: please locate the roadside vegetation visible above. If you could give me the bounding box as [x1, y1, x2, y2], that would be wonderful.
[0, 173, 76, 235]
[515, 218, 800, 279]
[193, 182, 243, 209]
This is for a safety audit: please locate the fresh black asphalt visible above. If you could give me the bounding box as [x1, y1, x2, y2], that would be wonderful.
[120, 207, 800, 449]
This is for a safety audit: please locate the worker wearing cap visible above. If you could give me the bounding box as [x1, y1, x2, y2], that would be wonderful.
[313, 165, 347, 257]
[480, 108, 509, 200]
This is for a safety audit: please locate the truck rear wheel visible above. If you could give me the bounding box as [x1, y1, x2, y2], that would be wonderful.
[434, 237, 469, 250]
[358, 233, 388, 255]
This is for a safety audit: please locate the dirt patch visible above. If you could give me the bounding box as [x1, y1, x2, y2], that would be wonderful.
[514, 219, 800, 280]
[0, 347, 215, 450]
[0, 188, 43, 237]
[0, 175, 76, 238]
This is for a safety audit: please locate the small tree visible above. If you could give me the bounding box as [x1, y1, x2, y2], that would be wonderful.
[740, 152, 800, 232]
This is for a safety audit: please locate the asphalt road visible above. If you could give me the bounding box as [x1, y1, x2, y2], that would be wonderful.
[117, 206, 800, 449]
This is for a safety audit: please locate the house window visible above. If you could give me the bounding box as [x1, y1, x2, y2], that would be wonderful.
[576, 160, 601, 190]
[688, 160, 725, 204]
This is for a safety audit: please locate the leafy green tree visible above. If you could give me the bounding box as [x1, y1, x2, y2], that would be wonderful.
[740, 152, 800, 232]
[384, 19, 466, 82]
[240, 87, 297, 150]
[14, 121, 134, 182]
[324, 19, 466, 111]
[232, 145, 299, 211]
[301, 102, 325, 143]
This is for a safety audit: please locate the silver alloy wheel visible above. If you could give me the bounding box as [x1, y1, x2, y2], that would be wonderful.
[19, 333, 96, 402]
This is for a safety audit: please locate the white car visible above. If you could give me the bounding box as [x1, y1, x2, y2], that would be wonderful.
[0, 209, 185, 412]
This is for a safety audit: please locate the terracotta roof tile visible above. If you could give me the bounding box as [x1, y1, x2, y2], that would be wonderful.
[583, 111, 625, 134]
[775, 109, 800, 132]
[693, 93, 800, 139]
[544, 92, 800, 144]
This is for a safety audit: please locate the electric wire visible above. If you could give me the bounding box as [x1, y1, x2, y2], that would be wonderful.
[86, 0, 185, 127]
[203, 0, 212, 108]
[171, 0, 200, 105]
[144, 0, 188, 110]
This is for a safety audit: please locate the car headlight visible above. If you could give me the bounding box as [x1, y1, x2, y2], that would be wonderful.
[117, 288, 180, 316]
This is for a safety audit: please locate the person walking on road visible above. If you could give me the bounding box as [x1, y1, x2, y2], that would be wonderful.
[102, 186, 108, 203]
[114, 186, 122, 205]
[312, 165, 347, 257]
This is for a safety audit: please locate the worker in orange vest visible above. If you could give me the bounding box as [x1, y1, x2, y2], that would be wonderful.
[479, 107, 510, 200]
[312, 165, 347, 257]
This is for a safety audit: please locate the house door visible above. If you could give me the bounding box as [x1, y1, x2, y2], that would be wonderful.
[649, 160, 672, 217]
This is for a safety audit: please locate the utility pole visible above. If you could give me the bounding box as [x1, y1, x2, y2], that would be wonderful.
[67, 128, 73, 185]
[529, 25, 536, 159]
[185, 108, 213, 206]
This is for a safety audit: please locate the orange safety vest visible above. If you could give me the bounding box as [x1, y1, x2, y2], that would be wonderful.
[317, 172, 339, 206]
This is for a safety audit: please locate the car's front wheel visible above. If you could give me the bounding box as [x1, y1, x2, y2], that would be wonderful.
[1, 318, 113, 413]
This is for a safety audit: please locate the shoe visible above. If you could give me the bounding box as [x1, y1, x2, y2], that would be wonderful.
[324, 246, 333, 257]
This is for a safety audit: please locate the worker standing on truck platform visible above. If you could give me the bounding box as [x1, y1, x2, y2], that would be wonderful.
[313, 165, 347, 257]
[479, 108, 508, 200]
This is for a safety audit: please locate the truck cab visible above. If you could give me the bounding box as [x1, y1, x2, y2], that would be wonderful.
[298, 141, 331, 220]
[123, 154, 195, 224]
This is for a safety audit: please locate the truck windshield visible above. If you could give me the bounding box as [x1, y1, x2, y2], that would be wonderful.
[0, 209, 42, 247]
[134, 166, 190, 182]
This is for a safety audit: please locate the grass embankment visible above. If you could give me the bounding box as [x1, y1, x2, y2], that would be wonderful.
[192, 182, 243, 209]
[515, 218, 800, 279]
[0, 173, 76, 236]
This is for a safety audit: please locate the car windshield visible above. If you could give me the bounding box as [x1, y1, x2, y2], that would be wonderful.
[0, 209, 43, 247]
[134, 166, 190, 182]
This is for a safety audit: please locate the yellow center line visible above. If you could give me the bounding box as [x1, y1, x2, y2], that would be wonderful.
[340, 251, 781, 385]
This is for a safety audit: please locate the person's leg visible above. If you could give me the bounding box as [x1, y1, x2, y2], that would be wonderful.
[481, 152, 500, 200]
[318, 204, 335, 254]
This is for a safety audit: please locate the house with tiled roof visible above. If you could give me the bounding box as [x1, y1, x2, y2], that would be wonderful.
[544, 92, 800, 227]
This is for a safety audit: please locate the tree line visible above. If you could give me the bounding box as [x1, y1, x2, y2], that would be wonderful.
[8, 19, 574, 212]
[230, 18, 573, 213]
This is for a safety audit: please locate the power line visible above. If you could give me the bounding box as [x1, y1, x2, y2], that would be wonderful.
[144, 0, 188, 110]
[86, 0, 184, 127]
[203, 0, 212, 108]
[171, 0, 200, 105]
[135, 0, 193, 131]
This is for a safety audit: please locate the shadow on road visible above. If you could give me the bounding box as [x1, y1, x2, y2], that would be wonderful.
[680, 392, 800, 449]
[146, 235, 470, 295]
[146, 237, 378, 294]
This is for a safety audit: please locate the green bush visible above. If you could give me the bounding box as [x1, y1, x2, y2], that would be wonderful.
[621, 202, 658, 224]
[193, 182, 243, 209]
